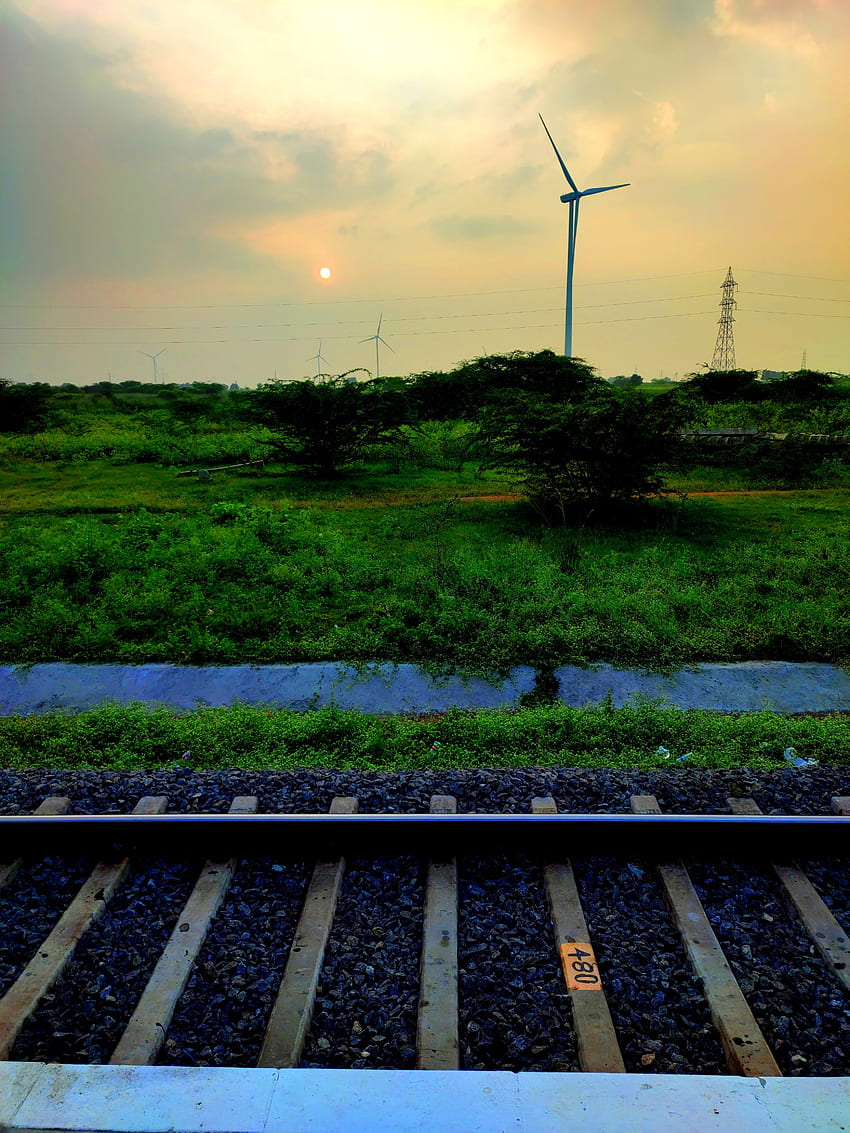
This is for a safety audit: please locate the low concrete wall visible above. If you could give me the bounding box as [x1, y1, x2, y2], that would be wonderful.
[554, 661, 850, 714]
[2, 661, 849, 715]
[0, 662, 536, 716]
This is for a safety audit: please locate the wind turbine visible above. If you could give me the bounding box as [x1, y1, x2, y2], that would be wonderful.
[539, 114, 629, 357]
[308, 340, 328, 377]
[360, 313, 393, 379]
[140, 348, 165, 384]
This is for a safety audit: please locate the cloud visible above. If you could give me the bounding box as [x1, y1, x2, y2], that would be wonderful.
[711, 0, 848, 57]
[0, 7, 395, 292]
[712, 0, 818, 55]
[426, 214, 538, 241]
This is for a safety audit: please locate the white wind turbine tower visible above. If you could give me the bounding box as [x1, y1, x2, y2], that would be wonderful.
[140, 348, 166, 385]
[360, 313, 393, 378]
[539, 114, 629, 357]
[308, 340, 328, 377]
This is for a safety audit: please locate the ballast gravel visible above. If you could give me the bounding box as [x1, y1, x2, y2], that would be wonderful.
[0, 855, 92, 999]
[12, 857, 199, 1063]
[160, 856, 311, 1068]
[1, 766, 849, 1074]
[571, 856, 726, 1074]
[687, 858, 850, 1075]
[457, 854, 577, 1072]
[302, 856, 424, 1070]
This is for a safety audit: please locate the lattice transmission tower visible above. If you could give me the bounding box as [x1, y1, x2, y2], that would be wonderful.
[710, 266, 737, 370]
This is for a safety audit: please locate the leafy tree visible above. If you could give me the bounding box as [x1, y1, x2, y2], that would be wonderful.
[0, 381, 54, 433]
[406, 367, 479, 421]
[409, 350, 602, 420]
[607, 373, 643, 387]
[483, 385, 690, 517]
[248, 373, 413, 476]
[469, 350, 601, 401]
[677, 369, 760, 402]
[768, 369, 835, 401]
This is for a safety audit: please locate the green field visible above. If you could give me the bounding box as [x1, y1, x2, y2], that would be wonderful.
[3, 380, 849, 771]
[1, 455, 849, 671]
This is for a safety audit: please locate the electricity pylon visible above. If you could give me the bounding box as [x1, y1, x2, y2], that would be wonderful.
[710, 267, 737, 370]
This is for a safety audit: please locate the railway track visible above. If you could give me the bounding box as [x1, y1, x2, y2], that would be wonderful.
[1, 793, 849, 1082]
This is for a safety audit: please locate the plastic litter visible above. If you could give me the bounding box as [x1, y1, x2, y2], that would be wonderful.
[783, 746, 818, 769]
[658, 745, 690, 763]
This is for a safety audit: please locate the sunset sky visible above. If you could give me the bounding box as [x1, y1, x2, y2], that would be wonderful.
[2, 0, 849, 386]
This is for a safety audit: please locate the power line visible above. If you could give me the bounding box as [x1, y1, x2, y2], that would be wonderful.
[0, 270, 727, 311]
[738, 308, 850, 319]
[4, 281, 849, 347]
[3, 269, 848, 315]
[0, 310, 717, 347]
[8, 303, 850, 347]
[739, 269, 850, 286]
[0, 294, 720, 334]
[746, 291, 850, 304]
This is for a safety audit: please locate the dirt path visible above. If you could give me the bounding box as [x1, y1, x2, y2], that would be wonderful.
[457, 489, 824, 503]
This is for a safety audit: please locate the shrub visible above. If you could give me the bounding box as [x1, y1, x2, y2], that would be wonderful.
[482, 386, 690, 516]
[248, 374, 414, 476]
[0, 381, 54, 433]
[678, 369, 761, 402]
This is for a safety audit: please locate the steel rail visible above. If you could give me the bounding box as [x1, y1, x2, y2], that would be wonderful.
[1, 811, 848, 857]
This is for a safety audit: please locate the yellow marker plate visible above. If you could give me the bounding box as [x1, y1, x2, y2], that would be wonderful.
[560, 942, 601, 990]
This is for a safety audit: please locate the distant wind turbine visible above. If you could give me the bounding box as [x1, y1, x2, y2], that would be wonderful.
[360, 313, 393, 379]
[539, 114, 629, 357]
[308, 340, 328, 377]
[140, 348, 165, 384]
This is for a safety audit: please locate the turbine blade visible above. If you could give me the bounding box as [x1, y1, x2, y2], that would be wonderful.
[580, 183, 630, 197]
[377, 336, 394, 351]
[539, 114, 579, 193]
[359, 336, 375, 344]
[377, 312, 383, 335]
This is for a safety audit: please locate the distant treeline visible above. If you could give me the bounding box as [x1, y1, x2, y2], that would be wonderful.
[3, 354, 850, 511]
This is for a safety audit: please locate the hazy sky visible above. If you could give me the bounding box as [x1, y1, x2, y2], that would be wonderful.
[2, 0, 849, 385]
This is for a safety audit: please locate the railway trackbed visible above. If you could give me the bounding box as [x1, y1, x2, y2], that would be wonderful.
[1, 789, 850, 1130]
[1, 779, 850, 1133]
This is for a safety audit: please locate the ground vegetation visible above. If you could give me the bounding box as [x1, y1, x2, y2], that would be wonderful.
[1, 361, 848, 676]
[0, 702, 847, 771]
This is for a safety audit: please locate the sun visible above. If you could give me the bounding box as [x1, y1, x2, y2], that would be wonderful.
[319, 267, 331, 279]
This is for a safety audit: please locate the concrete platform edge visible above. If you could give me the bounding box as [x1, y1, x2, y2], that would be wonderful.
[1, 1064, 849, 1133]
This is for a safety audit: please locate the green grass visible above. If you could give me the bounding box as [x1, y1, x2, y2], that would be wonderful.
[0, 456, 509, 517]
[1, 702, 847, 771]
[2, 403, 849, 674]
[668, 462, 850, 493]
[0, 413, 267, 467]
[685, 398, 850, 434]
[1, 482, 849, 671]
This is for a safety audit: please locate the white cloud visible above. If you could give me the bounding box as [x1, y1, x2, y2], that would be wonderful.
[712, 0, 821, 56]
[649, 100, 679, 142]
